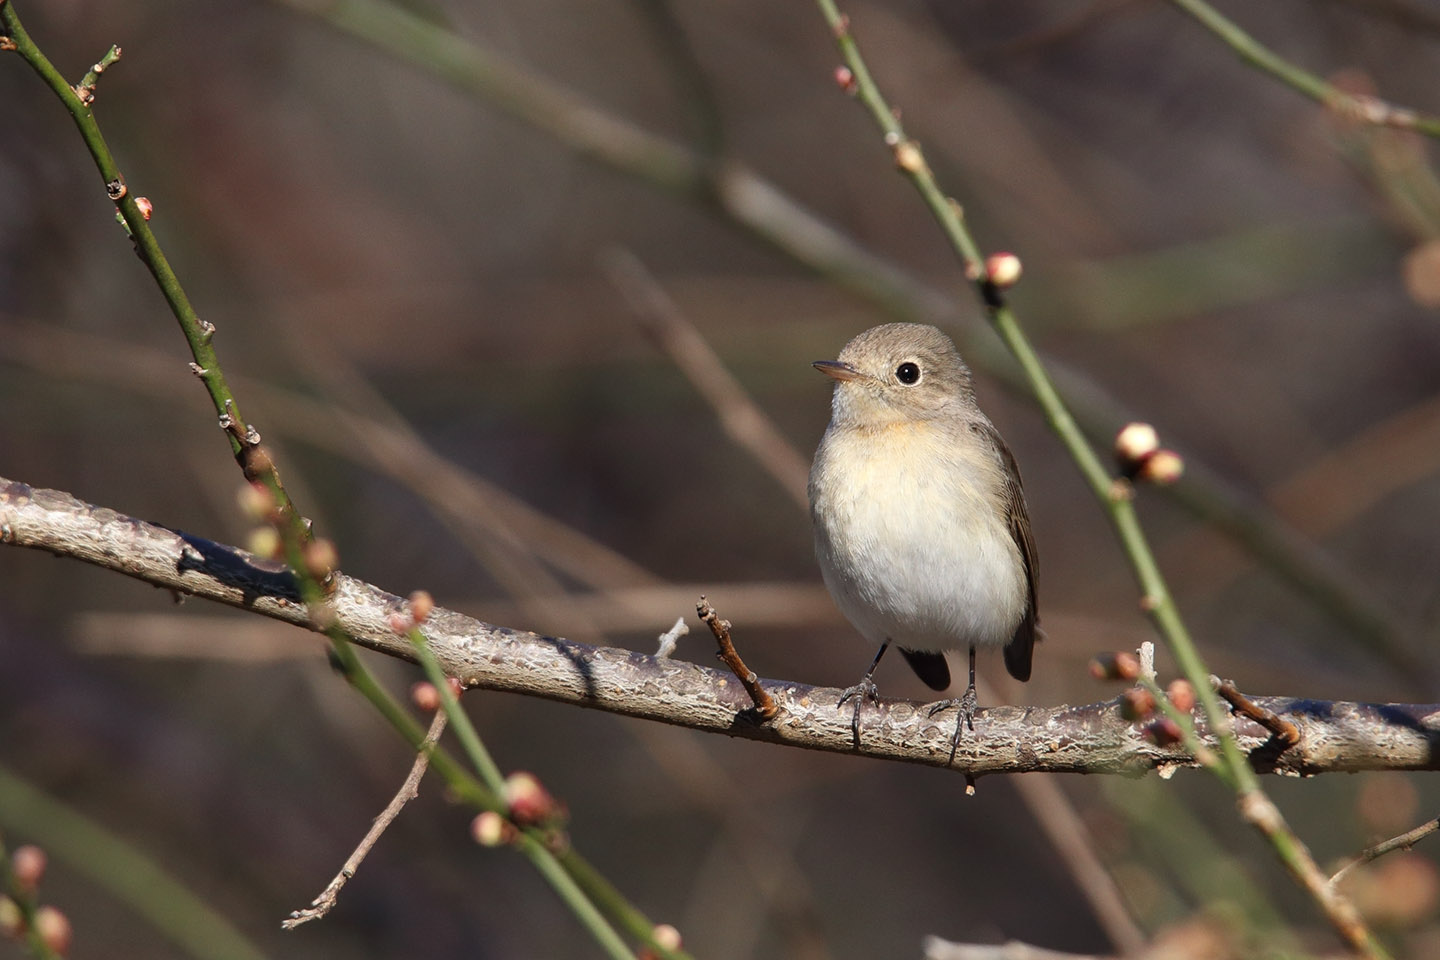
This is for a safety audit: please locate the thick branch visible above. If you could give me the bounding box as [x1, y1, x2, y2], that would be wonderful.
[4, 476, 1438, 777]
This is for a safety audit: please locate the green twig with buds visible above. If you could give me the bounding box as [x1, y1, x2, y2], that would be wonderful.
[403, 606, 690, 960]
[0, 763, 268, 960]
[813, 2, 1389, 956]
[1, 839, 66, 960]
[1167, 0, 1440, 139]
[0, 2, 312, 562]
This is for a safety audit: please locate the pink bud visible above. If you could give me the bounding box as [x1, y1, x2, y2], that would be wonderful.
[985, 252, 1022, 288]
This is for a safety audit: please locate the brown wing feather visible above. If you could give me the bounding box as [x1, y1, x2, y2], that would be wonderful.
[971, 420, 1038, 682]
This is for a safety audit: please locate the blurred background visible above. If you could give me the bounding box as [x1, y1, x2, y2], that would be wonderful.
[4, 0, 1440, 957]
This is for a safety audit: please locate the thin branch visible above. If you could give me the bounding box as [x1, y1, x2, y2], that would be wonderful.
[1001, 771, 1148, 954]
[1168, 0, 1440, 138]
[1235, 787, 1378, 954]
[6, 475, 1440, 778]
[1329, 816, 1440, 888]
[697, 597, 777, 720]
[283, 709, 449, 929]
[811, 5, 1385, 955]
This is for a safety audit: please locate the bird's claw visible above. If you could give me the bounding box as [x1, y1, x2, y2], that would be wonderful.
[836, 677, 880, 747]
[928, 684, 979, 764]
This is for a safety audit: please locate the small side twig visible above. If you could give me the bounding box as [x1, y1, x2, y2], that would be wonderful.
[283, 708, 449, 928]
[72, 43, 120, 104]
[1215, 677, 1301, 747]
[1330, 815, 1440, 888]
[697, 596, 777, 720]
[1167, 0, 1440, 138]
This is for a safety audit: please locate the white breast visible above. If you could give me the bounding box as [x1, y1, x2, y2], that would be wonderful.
[810, 420, 1025, 653]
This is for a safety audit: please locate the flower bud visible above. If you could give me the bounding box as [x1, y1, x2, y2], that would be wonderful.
[410, 682, 441, 712]
[134, 196, 153, 221]
[833, 66, 857, 95]
[1120, 687, 1155, 721]
[504, 772, 561, 826]
[10, 845, 46, 891]
[1088, 651, 1140, 682]
[246, 527, 281, 559]
[652, 924, 683, 950]
[985, 252, 1022, 288]
[408, 590, 434, 624]
[236, 483, 273, 521]
[1114, 422, 1159, 472]
[1138, 449, 1184, 485]
[303, 538, 338, 581]
[893, 140, 924, 174]
[1166, 679, 1196, 713]
[34, 906, 70, 956]
[1145, 717, 1184, 746]
[0, 897, 22, 938]
[640, 923, 684, 958]
[471, 811, 510, 847]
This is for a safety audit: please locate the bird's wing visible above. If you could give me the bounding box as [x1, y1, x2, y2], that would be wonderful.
[971, 419, 1038, 682]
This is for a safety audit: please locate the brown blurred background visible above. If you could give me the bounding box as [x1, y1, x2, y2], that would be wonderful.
[4, 0, 1440, 957]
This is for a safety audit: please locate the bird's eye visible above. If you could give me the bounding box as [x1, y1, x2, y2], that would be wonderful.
[895, 361, 921, 385]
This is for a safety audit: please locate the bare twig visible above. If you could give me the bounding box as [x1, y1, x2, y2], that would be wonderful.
[697, 596, 778, 720]
[602, 249, 811, 509]
[1215, 677, 1301, 748]
[1167, 0, 1440, 138]
[1002, 771, 1147, 954]
[1235, 788, 1377, 953]
[7, 475, 1440, 778]
[283, 709, 449, 928]
[1329, 816, 1440, 888]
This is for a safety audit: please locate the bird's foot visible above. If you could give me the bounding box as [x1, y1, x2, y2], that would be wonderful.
[928, 684, 979, 764]
[836, 677, 880, 748]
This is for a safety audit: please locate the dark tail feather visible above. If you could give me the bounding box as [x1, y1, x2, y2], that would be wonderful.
[1003, 613, 1038, 682]
[899, 648, 951, 691]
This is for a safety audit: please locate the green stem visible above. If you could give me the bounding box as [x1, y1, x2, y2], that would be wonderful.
[408, 629, 506, 792]
[1168, 0, 1440, 139]
[0, 765, 270, 960]
[407, 628, 687, 958]
[518, 836, 638, 960]
[813, 2, 1390, 956]
[1, 839, 63, 960]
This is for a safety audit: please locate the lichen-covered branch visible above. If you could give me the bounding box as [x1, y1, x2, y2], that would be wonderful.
[5, 475, 1437, 778]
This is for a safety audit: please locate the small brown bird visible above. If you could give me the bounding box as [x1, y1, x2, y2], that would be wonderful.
[808, 323, 1038, 750]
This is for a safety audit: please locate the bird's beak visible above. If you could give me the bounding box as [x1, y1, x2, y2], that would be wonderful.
[812, 360, 863, 382]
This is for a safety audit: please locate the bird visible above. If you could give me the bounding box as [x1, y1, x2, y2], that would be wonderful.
[807, 322, 1038, 753]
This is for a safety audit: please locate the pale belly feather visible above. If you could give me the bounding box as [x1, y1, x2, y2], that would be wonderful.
[811, 421, 1025, 652]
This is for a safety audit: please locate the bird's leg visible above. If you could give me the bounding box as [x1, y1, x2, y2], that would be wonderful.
[837, 641, 889, 747]
[928, 646, 980, 763]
